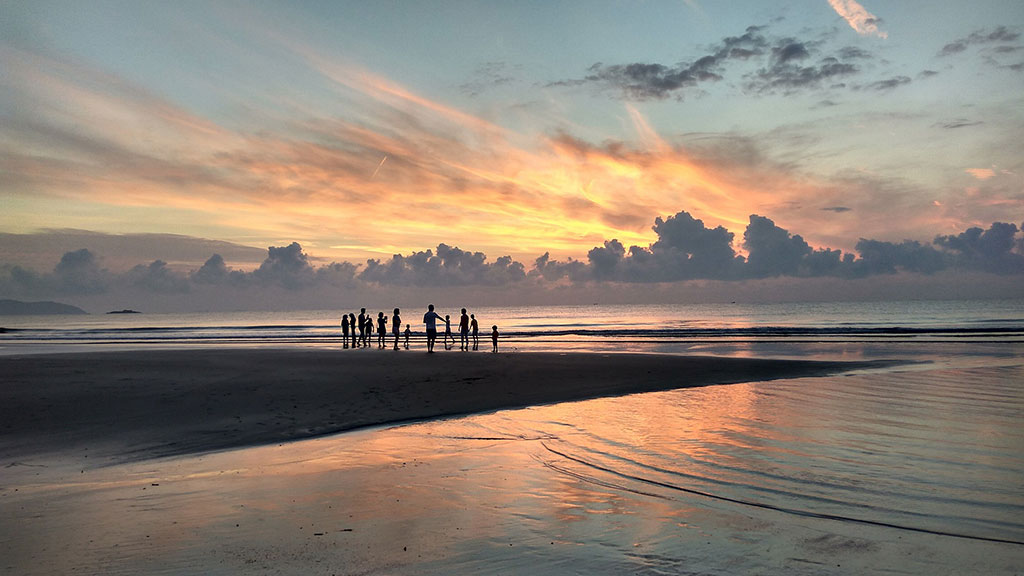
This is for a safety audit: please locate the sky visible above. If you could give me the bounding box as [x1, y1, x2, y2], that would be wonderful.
[1, 1, 1022, 311]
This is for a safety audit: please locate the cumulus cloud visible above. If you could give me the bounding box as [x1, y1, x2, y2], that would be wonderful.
[531, 210, 743, 283]
[853, 238, 947, 275]
[126, 260, 190, 293]
[252, 243, 317, 289]
[54, 249, 110, 294]
[934, 222, 1024, 274]
[359, 244, 526, 286]
[827, 0, 887, 38]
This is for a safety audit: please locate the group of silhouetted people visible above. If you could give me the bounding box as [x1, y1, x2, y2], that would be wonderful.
[341, 305, 498, 353]
[340, 307, 410, 350]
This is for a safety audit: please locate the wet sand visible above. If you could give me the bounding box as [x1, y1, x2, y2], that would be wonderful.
[0, 348, 880, 466]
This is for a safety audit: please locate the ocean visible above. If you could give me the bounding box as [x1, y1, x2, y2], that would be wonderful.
[3, 299, 1023, 574]
[2, 299, 1022, 358]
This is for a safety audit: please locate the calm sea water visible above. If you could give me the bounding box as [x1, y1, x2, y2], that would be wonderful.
[3, 299, 1023, 573]
[2, 299, 1022, 358]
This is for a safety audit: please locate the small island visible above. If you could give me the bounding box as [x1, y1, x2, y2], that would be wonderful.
[107, 309, 142, 314]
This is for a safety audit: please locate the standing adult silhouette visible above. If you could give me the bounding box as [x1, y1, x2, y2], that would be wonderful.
[459, 308, 470, 351]
[349, 313, 357, 348]
[470, 313, 479, 350]
[391, 308, 401, 350]
[377, 312, 387, 348]
[423, 304, 444, 353]
[357, 308, 367, 347]
[341, 314, 350, 349]
[443, 315, 453, 350]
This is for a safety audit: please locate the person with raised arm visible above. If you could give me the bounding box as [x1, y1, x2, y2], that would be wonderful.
[376, 312, 387, 348]
[423, 304, 444, 353]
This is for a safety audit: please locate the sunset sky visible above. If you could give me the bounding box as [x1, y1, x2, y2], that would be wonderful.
[1, 1, 1022, 309]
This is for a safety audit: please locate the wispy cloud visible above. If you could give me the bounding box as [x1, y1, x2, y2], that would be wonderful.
[827, 0, 887, 39]
[1, 30, 1013, 267]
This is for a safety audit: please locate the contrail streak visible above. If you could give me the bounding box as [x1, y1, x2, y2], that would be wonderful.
[828, 0, 887, 38]
[370, 155, 388, 179]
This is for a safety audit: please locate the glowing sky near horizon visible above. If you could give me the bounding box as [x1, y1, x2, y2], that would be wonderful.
[1, 1, 1022, 267]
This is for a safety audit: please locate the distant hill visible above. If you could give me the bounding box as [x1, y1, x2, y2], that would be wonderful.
[0, 299, 89, 315]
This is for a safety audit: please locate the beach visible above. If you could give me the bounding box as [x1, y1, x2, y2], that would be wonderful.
[3, 343, 1022, 575]
[0, 349, 874, 466]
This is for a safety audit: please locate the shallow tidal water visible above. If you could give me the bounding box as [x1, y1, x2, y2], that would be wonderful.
[3, 349, 1022, 575]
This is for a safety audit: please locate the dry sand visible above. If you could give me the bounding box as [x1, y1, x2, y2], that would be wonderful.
[0, 348, 882, 465]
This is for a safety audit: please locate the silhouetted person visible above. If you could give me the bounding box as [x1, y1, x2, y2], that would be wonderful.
[443, 315, 453, 350]
[459, 308, 470, 351]
[404, 324, 411, 349]
[391, 308, 401, 350]
[357, 308, 367, 347]
[364, 315, 373, 347]
[423, 304, 443, 353]
[470, 313, 479, 350]
[341, 314, 350, 349]
[491, 325, 499, 353]
[349, 313, 357, 347]
[377, 312, 387, 348]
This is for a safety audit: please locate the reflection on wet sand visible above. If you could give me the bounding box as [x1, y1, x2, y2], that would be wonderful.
[3, 363, 1023, 575]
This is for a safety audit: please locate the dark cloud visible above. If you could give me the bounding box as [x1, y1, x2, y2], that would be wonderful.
[743, 215, 813, 276]
[821, 206, 851, 213]
[939, 41, 969, 57]
[529, 210, 742, 283]
[548, 25, 769, 99]
[939, 26, 1022, 57]
[531, 252, 588, 283]
[936, 119, 984, 130]
[853, 239, 948, 275]
[359, 244, 526, 286]
[745, 55, 858, 94]
[551, 24, 878, 100]
[191, 254, 250, 286]
[860, 76, 911, 91]
[934, 222, 1024, 274]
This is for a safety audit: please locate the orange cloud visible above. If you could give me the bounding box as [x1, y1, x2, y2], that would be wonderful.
[2, 42, 981, 265]
[965, 168, 995, 180]
[827, 0, 887, 39]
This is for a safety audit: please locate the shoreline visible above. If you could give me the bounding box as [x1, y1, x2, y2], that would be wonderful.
[0, 348, 898, 465]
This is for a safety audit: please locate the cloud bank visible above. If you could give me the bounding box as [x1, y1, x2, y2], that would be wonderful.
[3, 211, 1021, 311]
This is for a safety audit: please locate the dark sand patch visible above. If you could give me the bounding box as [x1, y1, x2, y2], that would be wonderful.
[0, 349, 889, 464]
